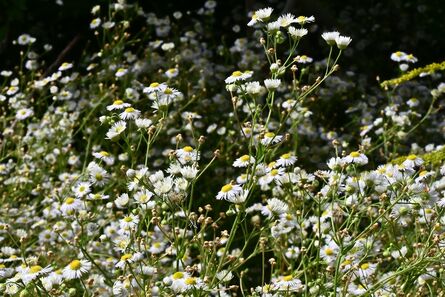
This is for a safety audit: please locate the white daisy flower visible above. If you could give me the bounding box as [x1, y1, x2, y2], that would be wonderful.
[106, 99, 131, 111]
[402, 154, 423, 168]
[72, 181, 91, 197]
[58, 62, 73, 71]
[92, 151, 115, 165]
[120, 214, 139, 230]
[277, 13, 298, 27]
[21, 265, 53, 284]
[247, 7, 273, 26]
[321, 31, 340, 46]
[225, 70, 253, 84]
[294, 54, 313, 64]
[120, 107, 141, 120]
[335, 35, 352, 50]
[276, 153, 297, 167]
[165, 68, 179, 78]
[296, 15, 315, 25]
[261, 132, 283, 145]
[63, 259, 91, 280]
[343, 151, 368, 165]
[90, 18, 101, 29]
[264, 78, 281, 90]
[176, 146, 200, 163]
[143, 82, 167, 94]
[16, 108, 33, 120]
[216, 183, 243, 201]
[390, 51, 407, 62]
[106, 121, 127, 139]
[115, 68, 128, 77]
[17, 34, 36, 45]
[233, 155, 255, 167]
[288, 27, 308, 40]
[60, 197, 83, 215]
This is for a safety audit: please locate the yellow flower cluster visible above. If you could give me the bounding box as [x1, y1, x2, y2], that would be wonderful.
[380, 61, 445, 89]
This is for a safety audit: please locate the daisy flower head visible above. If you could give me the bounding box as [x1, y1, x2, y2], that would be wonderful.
[321, 31, 340, 46]
[106, 99, 131, 111]
[106, 120, 127, 140]
[165, 68, 179, 78]
[176, 146, 200, 163]
[115, 253, 140, 269]
[277, 13, 297, 27]
[63, 259, 91, 280]
[17, 33, 36, 45]
[216, 183, 243, 201]
[261, 198, 289, 217]
[335, 35, 352, 50]
[343, 151, 368, 166]
[296, 15, 315, 25]
[72, 181, 91, 198]
[233, 155, 255, 168]
[119, 214, 140, 230]
[22, 265, 53, 284]
[264, 78, 281, 90]
[60, 197, 83, 215]
[16, 108, 34, 120]
[275, 275, 303, 292]
[244, 81, 263, 95]
[135, 118, 153, 129]
[294, 55, 313, 64]
[247, 7, 273, 27]
[276, 152, 297, 167]
[92, 151, 115, 165]
[288, 27, 308, 40]
[119, 107, 141, 120]
[143, 82, 167, 94]
[402, 154, 423, 168]
[58, 62, 73, 71]
[115, 68, 128, 78]
[90, 18, 101, 29]
[390, 51, 407, 62]
[261, 131, 283, 146]
[225, 70, 253, 84]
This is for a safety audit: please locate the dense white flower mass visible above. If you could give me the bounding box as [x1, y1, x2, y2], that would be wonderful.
[0, 2, 444, 297]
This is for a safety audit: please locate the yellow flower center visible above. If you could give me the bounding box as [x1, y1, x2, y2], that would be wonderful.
[113, 100, 124, 105]
[164, 88, 173, 95]
[150, 82, 160, 88]
[69, 260, 81, 270]
[270, 169, 279, 176]
[232, 71, 243, 77]
[123, 216, 133, 222]
[182, 146, 193, 153]
[30, 265, 42, 273]
[121, 254, 132, 261]
[172, 271, 184, 280]
[265, 132, 275, 138]
[325, 248, 334, 256]
[0, 264, 5, 269]
[407, 154, 417, 160]
[282, 275, 293, 281]
[349, 151, 361, 158]
[124, 107, 135, 113]
[100, 151, 109, 156]
[65, 197, 75, 205]
[360, 263, 370, 270]
[240, 155, 250, 162]
[184, 277, 197, 285]
[221, 184, 233, 193]
[281, 153, 291, 159]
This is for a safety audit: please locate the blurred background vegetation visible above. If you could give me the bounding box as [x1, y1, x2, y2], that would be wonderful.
[1, 0, 444, 80]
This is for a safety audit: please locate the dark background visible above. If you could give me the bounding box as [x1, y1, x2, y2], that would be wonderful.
[1, 0, 444, 79]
